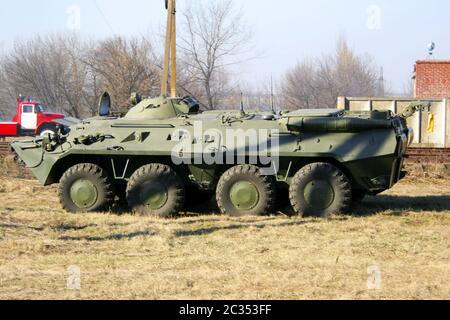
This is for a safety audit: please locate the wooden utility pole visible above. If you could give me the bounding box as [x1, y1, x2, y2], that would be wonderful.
[170, 0, 177, 98]
[161, 0, 177, 97]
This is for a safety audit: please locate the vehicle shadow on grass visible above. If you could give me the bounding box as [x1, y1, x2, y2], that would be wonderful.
[58, 230, 157, 242]
[352, 195, 450, 217]
[94, 194, 450, 240]
[174, 219, 320, 238]
[182, 194, 450, 219]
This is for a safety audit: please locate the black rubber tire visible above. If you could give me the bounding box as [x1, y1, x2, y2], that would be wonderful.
[216, 165, 276, 217]
[59, 163, 115, 213]
[126, 164, 185, 218]
[38, 123, 58, 137]
[289, 163, 352, 217]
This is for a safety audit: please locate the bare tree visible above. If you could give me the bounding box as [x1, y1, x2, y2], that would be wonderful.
[0, 35, 162, 118]
[402, 79, 415, 97]
[178, 0, 253, 110]
[281, 39, 380, 109]
[0, 35, 93, 118]
[0, 2, 255, 116]
[84, 36, 161, 113]
[282, 59, 321, 109]
[332, 40, 379, 98]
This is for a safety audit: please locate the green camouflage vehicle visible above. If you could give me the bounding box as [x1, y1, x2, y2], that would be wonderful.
[10, 95, 429, 217]
[9, 0, 430, 218]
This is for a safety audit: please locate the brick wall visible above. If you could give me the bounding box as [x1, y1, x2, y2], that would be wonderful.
[414, 60, 450, 99]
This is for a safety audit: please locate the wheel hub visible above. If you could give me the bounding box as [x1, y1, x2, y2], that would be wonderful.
[304, 179, 335, 210]
[140, 181, 169, 210]
[70, 179, 99, 209]
[229, 181, 260, 211]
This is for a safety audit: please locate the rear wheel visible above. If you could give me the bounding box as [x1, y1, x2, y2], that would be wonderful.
[59, 163, 115, 213]
[126, 164, 185, 218]
[289, 163, 352, 217]
[216, 165, 276, 217]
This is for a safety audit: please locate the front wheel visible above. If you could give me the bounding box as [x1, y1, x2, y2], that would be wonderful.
[289, 163, 352, 217]
[59, 163, 115, 213]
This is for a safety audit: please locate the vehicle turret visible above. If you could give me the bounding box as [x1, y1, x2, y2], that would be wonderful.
[124, 96, 200, 120]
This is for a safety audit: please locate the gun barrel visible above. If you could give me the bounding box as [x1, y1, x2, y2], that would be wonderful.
[287, 118, 393, 133]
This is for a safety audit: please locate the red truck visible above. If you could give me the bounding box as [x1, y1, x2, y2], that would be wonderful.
[0, 96, 65, 137]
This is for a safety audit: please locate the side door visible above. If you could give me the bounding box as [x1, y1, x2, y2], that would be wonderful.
[20, 104, 37, 130]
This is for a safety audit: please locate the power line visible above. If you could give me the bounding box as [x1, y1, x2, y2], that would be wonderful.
[93, 0, 116, 36]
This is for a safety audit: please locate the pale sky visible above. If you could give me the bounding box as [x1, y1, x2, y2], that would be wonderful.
[0, 0, 448, 93]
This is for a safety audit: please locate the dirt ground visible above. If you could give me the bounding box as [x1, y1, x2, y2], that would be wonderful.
[0, 175, 449, 300]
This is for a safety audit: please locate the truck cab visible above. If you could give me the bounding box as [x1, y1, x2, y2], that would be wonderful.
[0, 96, 65, 137]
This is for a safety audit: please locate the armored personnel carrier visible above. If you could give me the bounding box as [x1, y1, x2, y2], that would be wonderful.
[9, 0, 429, 218]
[10, 94, 428, 217]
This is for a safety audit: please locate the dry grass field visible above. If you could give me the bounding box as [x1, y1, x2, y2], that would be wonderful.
[0, 170, 449, 300]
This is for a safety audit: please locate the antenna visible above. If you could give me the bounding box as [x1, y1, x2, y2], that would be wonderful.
[378, 67, 385, 97]
[270, 77, 275, 114]
[161, 0, 177, 97]
[240, 91, 245, 116]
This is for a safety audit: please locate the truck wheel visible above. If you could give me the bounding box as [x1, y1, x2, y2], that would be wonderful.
[216, 165, 276, 217]
[38, 123, 57, 137]
[126, 164, 185, 218]
[59, 164, 115, 213]
[289, 163, 352, 217]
